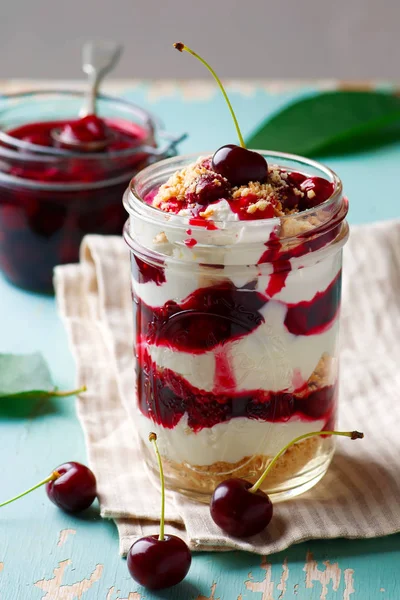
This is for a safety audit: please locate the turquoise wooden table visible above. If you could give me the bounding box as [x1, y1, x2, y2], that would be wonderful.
[0, 80, 399, 600]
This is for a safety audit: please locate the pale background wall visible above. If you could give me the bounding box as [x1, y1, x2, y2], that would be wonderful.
[0, 0, 399, 80]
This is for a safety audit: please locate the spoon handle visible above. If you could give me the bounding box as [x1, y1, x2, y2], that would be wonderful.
[80, 40, 123, 117]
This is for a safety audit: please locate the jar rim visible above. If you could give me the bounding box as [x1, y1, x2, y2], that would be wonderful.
[0, 89, 185, 190]
[124, 149, 344, 234]
[0, 89, 161, 159]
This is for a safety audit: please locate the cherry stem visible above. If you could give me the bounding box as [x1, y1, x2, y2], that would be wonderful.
[0, 471, 61, 508]
[249, 430, 364, 494]
[149, 432, 165, 542]
[174, 42, 246, 149]
[51, 385, 87, 398]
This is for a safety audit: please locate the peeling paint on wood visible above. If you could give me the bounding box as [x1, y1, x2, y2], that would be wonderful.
[106, 587, 142, 600]
[343, 569, 355, 600]
[304, 551, 341, 599]
[57, 529, 76, 547]
[196, 582, 220, 600]
[34, 559, 103, 599]
[245, 557, 275, 599]
[277, 558, 289, 599]
[0, 563, 3, 573]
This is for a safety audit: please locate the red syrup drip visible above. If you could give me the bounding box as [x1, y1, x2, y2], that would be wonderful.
[131, 255, 166, 285]
[189, 217, 218, 230]
[284, 270, 342, 336]
[259, 197, 346, 299]
[137, 348, 337, 431]
[214, 347, 236, 393]
[184, 238, 197, 248]
[265, 260, 291, 297]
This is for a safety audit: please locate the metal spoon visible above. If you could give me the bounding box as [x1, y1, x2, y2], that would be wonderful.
[52, 41, 123, 151]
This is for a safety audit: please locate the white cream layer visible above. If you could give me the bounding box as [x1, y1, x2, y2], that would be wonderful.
[137, 412, 326, 467]
[132, 250, 341, 309]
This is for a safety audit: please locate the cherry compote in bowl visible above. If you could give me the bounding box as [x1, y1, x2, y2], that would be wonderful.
[0, 90, 182, 293]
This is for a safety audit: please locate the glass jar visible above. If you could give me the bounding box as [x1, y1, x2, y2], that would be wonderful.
[0, 90, 183, 293]
[123, 151, 349, 502]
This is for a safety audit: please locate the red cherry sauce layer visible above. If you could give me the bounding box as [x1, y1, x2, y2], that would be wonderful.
[137, 348, 337, 432]
[132, 255, 341, 431]
[0, 116, 152, 293]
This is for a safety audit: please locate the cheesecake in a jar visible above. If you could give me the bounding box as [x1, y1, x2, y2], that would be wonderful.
[123, 150, 348, 501]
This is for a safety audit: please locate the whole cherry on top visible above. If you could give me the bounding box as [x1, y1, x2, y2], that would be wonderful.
[174, 42, 269, 186]
[127, 433, 192, 590]
[210, 430, 364, 538]
[0, 461, 97, 513]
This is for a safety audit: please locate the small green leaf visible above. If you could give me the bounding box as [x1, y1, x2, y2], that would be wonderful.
[0, 352, 85, 399]
[246, 91, 400, 157]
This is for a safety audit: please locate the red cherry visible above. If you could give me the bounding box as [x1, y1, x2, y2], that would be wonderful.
[212, 145, 268, 186]
[189, 173, 231, 205]
[58, 114, 108, 145]
[45, 462, 97, 512]
[0, 457, 96, 514]
[287, 171, 307, 187]
[127, 534, 191, 590]
[209, 430, 364, 538]
[300, 177, 334, 209]
[127, 433, 192, 590]
[210, 478, 273, 537]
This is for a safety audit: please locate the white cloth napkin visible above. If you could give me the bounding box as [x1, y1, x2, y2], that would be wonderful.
[54, 219, 400, 556]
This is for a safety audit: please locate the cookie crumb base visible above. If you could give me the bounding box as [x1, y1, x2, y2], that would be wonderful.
[143, 435, 335, 502]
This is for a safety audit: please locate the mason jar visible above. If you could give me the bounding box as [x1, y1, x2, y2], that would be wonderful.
[0, 90, 183, 293]
[123, 151, 349, 502]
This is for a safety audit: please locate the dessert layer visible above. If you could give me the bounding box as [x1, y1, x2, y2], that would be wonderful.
[150, 435, 333, 495]
[138, 412, 327, 467]
[137, 347, 337, 431]
[131, 250, 342, 309]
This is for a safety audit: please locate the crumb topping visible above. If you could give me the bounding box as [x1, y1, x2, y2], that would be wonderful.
[246, 199, 278, 215]
[199, 204, 218, 219]
[153, 157, 217, 207]
[151, 156, 308, 219]
[150, 155, 333, 222]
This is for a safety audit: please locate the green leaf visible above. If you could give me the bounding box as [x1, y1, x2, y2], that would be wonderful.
[0, 352, 85, 399]
[246, 91, 400, 157]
